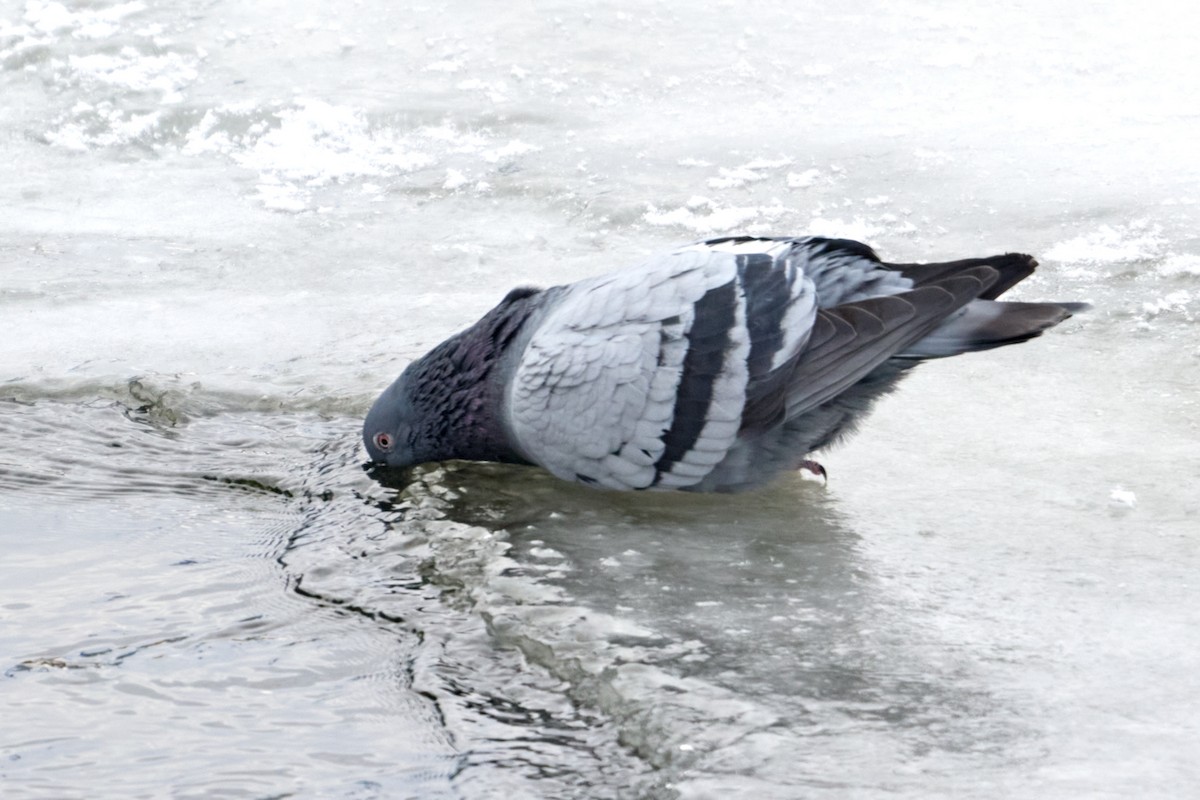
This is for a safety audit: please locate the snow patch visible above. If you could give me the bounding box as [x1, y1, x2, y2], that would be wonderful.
[707, 157, 792, 189]
[1157, 254, 1200, 277]
[66, 49, 197, 102]
[1045, 222, 1165, 265]
[25, 0, 146, 38]
[252, 180, 309, 213]
[480, 139, 540, 163]
[707, 167, 769, 190]
[806, 215, 882, 241]
[1109, 487, 1137, 509]
[232, 100, 435, 183]
[741, 157, 793, 171]
[443, 169, 470, 190]
[45, 104, 163, 150]
[179, 106, 540, 210]
[644, 201, 776, 234]
[1141, 290, 1194, 320]
[786, 168, 820, 188]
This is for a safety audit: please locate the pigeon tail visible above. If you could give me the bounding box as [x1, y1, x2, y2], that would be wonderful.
[898, 298, 1088, 359]
[886, 252, 1039, 300]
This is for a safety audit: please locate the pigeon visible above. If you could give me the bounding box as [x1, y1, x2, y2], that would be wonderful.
[364, 236, 1086, 492]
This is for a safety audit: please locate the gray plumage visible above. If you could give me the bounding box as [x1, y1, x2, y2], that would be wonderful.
[363, 236, 1086, 492]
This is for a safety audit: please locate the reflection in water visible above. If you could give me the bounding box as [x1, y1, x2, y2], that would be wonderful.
[356, 459, 1033, 795]
[279, 427, 660, 796]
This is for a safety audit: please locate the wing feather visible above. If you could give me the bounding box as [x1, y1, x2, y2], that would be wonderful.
[783, 267, 1000, 417]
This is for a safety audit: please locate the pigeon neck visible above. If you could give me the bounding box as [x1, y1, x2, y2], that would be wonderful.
[416, 291, 540, 466]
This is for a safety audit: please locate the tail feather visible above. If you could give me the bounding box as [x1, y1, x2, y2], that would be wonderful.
[899, 299, 1085, 358]
[886, 253, 1038, 300]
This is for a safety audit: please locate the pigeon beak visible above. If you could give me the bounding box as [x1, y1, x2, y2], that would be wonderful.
[362, 460, 420, 490]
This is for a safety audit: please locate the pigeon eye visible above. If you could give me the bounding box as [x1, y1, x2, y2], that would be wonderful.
[373, 432, 393, 451]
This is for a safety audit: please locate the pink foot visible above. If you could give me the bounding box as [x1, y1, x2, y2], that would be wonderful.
[797, 459, 827, 485]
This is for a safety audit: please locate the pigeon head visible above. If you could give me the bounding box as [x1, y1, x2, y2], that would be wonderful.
[363, 287, 544, 470]
[363, 367, 427, 468]
[362, 353, 487, 470]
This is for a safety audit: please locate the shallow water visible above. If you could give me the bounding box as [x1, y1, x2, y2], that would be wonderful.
[3, 0, 1200, 797]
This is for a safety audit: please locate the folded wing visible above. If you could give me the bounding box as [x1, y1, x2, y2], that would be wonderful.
[507, 246, 818, 489]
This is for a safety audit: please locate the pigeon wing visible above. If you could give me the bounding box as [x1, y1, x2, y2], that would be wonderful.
[783, 267, 1002, 417]
[507, 246, 818, 490]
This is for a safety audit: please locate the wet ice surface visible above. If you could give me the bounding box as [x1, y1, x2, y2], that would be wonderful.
[3, 0, 1200, 797]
